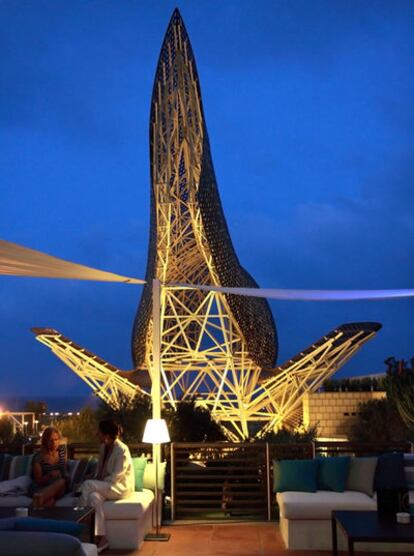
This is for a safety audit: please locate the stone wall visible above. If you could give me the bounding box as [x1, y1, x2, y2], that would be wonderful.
[303, 391, 386, 439]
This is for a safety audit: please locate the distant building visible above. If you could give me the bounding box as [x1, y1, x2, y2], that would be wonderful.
[303, 390, 386, 439]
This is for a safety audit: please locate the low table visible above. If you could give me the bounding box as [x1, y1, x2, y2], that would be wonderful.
[0, 506, 95, 543]
[332, 510, 414, 556]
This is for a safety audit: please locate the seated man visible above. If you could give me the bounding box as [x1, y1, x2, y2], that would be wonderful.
[80, 419, 135, 554]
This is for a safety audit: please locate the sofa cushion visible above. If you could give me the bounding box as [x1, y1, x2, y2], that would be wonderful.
[132, 455, 147, 491]
[8, 455, 33, 480]
[0, 518, 18, 530]
[273, 459, 318, 493]
[346, 456, 377, 497]
[66, 460, 80, 490]
[70, 460, 89, 490]
[317, 457, 350, 492]
[0, 531, 87, 556]
[102, 489, 154, 520]
[14, 517, 82, 538]
[143, 461, 166, 491]
[0, 455, 12, 481]
[276, 490, 377, 519]
[0, 496, 32, 507]
[0, 476, 32, 496]
[56, 494, 77, 507]
[374, 452, 407, 490]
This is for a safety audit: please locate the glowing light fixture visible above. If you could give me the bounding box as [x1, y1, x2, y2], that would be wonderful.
[143, 418, 170, 541]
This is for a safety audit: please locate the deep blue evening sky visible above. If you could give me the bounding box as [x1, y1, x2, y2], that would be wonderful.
[1, 1, 413, 399]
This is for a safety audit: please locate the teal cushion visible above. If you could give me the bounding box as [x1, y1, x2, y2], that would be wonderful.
[273, 459, 318, 493]
[132, 455, 147, 491]
[317, 456, 350, 492]
[14, 517, 82, 538]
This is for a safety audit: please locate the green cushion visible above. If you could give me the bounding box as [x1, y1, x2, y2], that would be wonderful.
[14, 517, 82, 538]
[143, 461, 167, 491]
[132, 455, 147, 491]
[273, 459, 318, 493]
[346, 457, 377, 497]
[317, 456, 350, 492]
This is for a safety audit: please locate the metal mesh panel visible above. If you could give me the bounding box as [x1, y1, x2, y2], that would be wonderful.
[132, 9, 277, 370]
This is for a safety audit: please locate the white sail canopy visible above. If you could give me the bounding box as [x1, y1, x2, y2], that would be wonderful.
[0, 239, 145, 285]
[173, 283, 414, 302]
[1, 238, 414, 300]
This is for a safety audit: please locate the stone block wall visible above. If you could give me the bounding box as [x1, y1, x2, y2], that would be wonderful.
[303, 391, 386, 439]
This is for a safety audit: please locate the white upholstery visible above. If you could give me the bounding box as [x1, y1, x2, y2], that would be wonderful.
[280, 516, 414, 552]
[278, 488, 414, 551]
[104, 489, 154, 549]
[103, 489, 153, 520]
[0, 453, 159, 551]
[81, 543, 98, 556]
[277, 490, 376, 519]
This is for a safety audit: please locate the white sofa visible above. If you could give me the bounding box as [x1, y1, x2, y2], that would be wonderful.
[0, 490, 154, 550]
[101, 488, 154, 549]
[276, 454, 414, 552]
[0, 455, 164, 551]
[277, 490, 375, 550]
[0, 531, 98, 556]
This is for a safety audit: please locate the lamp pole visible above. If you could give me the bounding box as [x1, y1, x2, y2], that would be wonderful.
[152, 278, 161, 421]
[152, 278, 162, 535]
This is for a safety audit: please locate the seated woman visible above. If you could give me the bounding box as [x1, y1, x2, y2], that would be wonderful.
[80, 419, 134, 554]
[30, 426, 68, 508]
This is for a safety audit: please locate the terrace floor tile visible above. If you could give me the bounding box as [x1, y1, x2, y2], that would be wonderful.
[106, 521, 406, 556]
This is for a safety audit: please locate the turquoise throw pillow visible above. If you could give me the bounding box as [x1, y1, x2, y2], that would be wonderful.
[15, 518, 82, 538]
[273, 459, 318, 493]
[132, 455, 147, 491]
[317, 456, 350, 492]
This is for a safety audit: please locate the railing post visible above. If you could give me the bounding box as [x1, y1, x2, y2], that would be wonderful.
[171, 442, 175, 521]
[311, 440, 316, 459]
[266, 443, 271, 521]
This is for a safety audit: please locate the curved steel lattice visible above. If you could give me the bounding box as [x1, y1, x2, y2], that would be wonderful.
[33, 10, 382, 439]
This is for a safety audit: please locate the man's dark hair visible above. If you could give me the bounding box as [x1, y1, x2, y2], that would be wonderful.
[98, 419, 121, 440]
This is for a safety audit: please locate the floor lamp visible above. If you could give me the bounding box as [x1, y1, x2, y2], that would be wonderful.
[143, 418, 171, 541]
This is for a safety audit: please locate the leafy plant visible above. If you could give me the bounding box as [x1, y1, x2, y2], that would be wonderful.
[54, 406, 98, 443]
[0, 417, 14, 444]
[96, 393, 152, 444]
[348, 398, 407, 442]
[384, 357, 414, 427]
[259, 425, 318, 444]
[164, 400, 226, 442]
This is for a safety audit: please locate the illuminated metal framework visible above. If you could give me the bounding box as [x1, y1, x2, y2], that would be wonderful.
[33, 11, 381, 439]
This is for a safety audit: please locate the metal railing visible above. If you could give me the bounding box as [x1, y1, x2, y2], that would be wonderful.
[3, 440, 413, 522]
[314, 440, 413, 457]
[170, 442, 314, 520]
[171, 442, 269, 520]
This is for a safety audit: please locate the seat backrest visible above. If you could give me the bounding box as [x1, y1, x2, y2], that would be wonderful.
[8, 454, 33, 480]
[0, 531, 87, 556]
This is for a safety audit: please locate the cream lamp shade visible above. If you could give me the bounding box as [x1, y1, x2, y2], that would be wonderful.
[142, 418, 170, 444]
